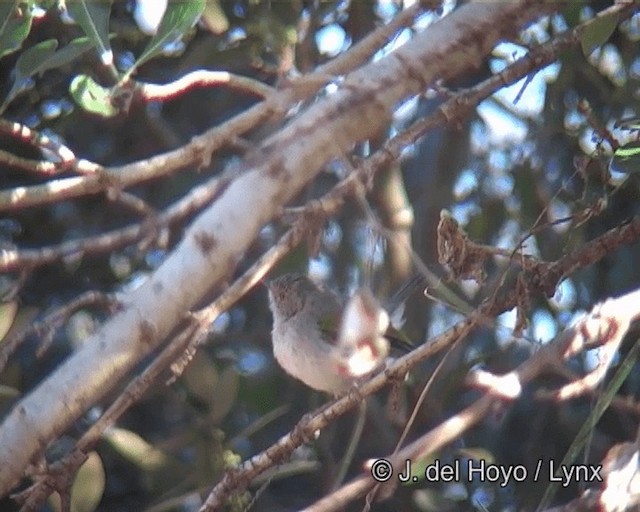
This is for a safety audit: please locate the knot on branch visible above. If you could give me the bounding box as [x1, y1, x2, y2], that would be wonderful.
[437, 209, 488, 284]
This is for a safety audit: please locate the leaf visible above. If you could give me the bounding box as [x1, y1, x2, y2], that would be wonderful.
[71, 452, 105, 512]
[561, 3, 583, 28]
[0, 301, 18, 342]
[1, 306, 38, 344]
[14, 38, 58, 73]
[41, 36, 96, 71]
[69, 74, 118, 117]
[49, 452, 105, 512]
[183, 351, 219, 408]
[1, 38, 96, 113]
[580, 10, 619, 56]
[131, 0, 205, 72]
[104, 428, 169, 472]
[66, 0, 114, 66]
[0, 384, 20, 399]
[201, 0, 229, 35]
[211, 365, 239, 422]
[0, 1, 33, 59]
[4, 39, 57, 108]
[610, 142, 640, 175]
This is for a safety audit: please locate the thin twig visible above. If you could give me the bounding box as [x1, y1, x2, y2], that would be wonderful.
[0, 170, 232, 272]
[133, 70, 275, 101]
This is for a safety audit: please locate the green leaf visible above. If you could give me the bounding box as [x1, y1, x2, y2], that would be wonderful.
[1, 37, 96, 113]
[68, 452, 105, 512]
[0, 384, 20, 399]
[104, 428, 170, 472]
[211, 365, 239, 422]
[201, 0, 229, 35]
[183, 351, 219, 408]
[610, 142, 640, 175]
[41, 36, 96, 71]
[0, 2, 33, 59]
[66, 0, 113, 66]
[0, 301, 18, 342]
[131, 0, 205, 73]
[579, 10, 619, 56]
[562, 3, 584, 28]
[1, 38, 56, 112]
[69, 74, 118, 117]
[15, 37, 57, 73]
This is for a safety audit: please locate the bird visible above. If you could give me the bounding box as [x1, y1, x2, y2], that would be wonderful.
[267, 273, 423, 394]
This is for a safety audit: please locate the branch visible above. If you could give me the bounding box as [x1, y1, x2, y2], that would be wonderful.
[132, 70, 275, 101]
[0, 292, 118, 375]
[0, 170, 231, 273]
[0, 119, 81, 170]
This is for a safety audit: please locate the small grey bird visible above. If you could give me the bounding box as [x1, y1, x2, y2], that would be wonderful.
[267, 273, 422, 394]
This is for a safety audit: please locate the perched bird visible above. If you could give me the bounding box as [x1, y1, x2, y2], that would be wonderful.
[267, 273, 422, 394]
